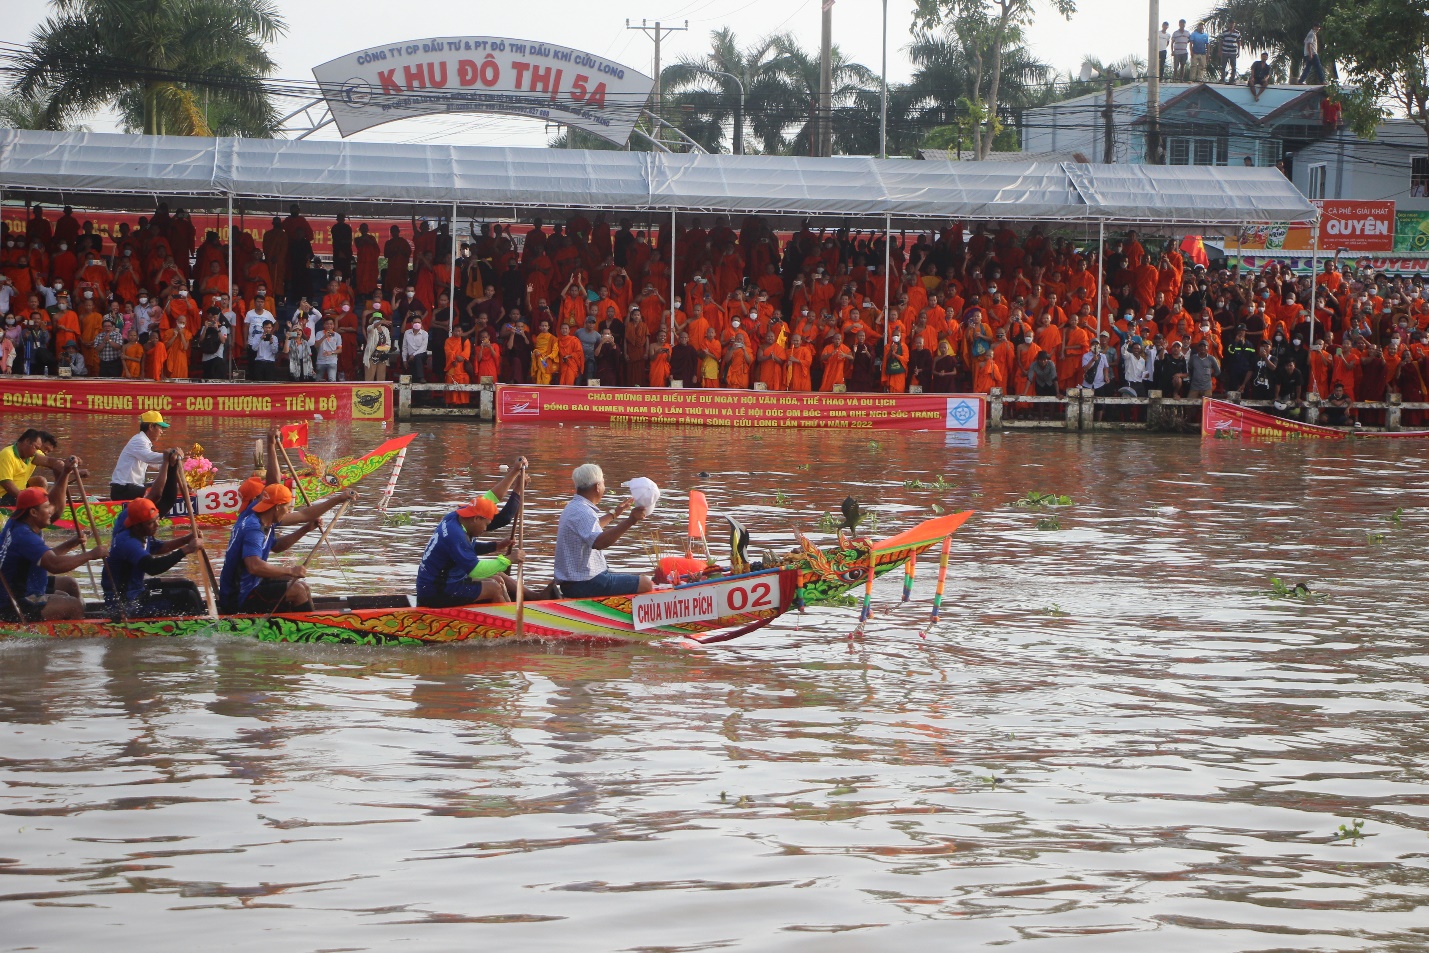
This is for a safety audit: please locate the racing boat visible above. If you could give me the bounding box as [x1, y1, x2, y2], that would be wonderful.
[40, 433, 417, 531]
[0, 511, 972, 646]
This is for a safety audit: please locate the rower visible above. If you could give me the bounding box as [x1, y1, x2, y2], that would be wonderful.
[0, 480, 107, 622]
[111, 410, 178, 515]
[105, 497, 202, 618]
[0, 428, 66, 506]
[103, 448, 201, 617]
[218, 484, 308, 614]
[415, 456, 549, 607]
[553, 463, 653, 598]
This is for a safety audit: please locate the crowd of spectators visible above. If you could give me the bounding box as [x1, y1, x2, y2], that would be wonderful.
[2, 202, 1427, 423]
[1157, 19, 1324, 96]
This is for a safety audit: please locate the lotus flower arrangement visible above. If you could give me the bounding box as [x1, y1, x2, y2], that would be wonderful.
[184, 442, 217, 489]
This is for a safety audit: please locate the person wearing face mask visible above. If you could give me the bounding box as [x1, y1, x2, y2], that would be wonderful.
[362, 313, 393, 382]
[401, 317, 429, 384]
[883, 326, 910, 393]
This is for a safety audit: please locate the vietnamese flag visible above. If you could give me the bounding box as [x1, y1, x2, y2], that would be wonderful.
[1180, 235, 1209, 267]
[280, 422, 309, 449]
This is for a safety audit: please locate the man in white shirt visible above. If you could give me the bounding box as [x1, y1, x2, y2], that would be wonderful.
[313, 317, 343, 382]
[402, 319, 430, 382]
[249, 318, 281, 381]
[111, 411, 177, 514]
[1121, 339, 1150, 397]
[552, 464, 652, 598]
[1298, 25, 1324, 84]
[244, 298, 272, 365]
[1157, 21, 1171, 80]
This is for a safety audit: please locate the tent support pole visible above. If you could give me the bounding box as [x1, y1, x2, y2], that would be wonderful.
[1095, 219, 1105, 335]
[449, 201, 458, 325]
[226, 192, 234, 304]
[669, 208, 677, 342]
[1308, 222, 1318, 351]
[882, 214, 891, 350]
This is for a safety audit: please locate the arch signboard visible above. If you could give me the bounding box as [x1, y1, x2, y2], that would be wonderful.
[313, 37, 654, 145]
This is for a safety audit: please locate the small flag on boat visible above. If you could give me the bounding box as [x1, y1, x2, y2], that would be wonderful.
[280, 422, 309, 449]
[688, 490, 709, 540]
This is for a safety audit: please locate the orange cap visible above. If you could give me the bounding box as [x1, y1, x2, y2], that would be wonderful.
[252, 483, 294, 513]
[125, 497, 160, 527]
[455, 496, 498, 520]
[238, 476, 266, 507]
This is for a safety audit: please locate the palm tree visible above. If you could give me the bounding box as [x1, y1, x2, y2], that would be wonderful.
[764, 37, 878, 155]
[13, 0, 285, 136]
[662, 29, 789, 154]
[1203, 0, 1338, 81]
[0, 85, 78, 131]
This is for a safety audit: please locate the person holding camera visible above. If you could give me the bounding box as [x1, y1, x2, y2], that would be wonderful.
[362, 312, 393, 382]
[249, 318, 280, 381]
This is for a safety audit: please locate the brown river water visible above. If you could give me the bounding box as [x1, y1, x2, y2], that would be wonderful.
[2, 417, 1428, 951]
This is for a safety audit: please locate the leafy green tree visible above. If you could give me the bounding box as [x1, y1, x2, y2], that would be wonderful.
[914, 0, 1075, 159]
[13, 0, 285, 136]
[0, 85, 78, 131]
[1203, 0, 1338, 81]
[1325, 0, 1429, 153]
[764, 37, 877, 155]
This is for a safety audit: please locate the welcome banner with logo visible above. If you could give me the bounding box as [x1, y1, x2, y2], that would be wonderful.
[496, 385, 985, 432]
[0, 379, 392, 421]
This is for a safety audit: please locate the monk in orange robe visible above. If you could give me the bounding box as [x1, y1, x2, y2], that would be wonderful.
[142, 334, 167, 382]
[610, 305, 640, 380]
[121, 333, 144, 379]
[557, 325, 585, 385]
[723, 337, 752, 389]
[648, 331, 672, 387]
[786, 335, 814, 392]
[1058, 314, 1091, 392]
[78, 303, 104, 375]
[445, 331, 473, 406]
[474, 332, 502, 382]
[53, 304, 81, 352]
[382, 226, 411, 299]
[354, 225, 381, 296]
[992, 329, 1016, 391]
[697, 329, 724, 387]
[164, 321, 192, 380]
[819, 335, 853, 391]
[756, 333, 786, 390]
[530, 320, 559, 384]
[1014, 338, 1043, 396]
[972, 350, 1005, 394]
[883, 331, 910, 393]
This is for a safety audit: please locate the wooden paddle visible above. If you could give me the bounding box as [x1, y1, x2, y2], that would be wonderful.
[513, 466, 528, 639]
[64, 484, 100, 597]
[276, 442, 348, 579]
[70, 465, 124, 623]
[172, 459, 219, 620]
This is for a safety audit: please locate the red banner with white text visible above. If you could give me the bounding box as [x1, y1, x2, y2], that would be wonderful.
[496, 384, 985, 433]
[0, 378, 392, 421]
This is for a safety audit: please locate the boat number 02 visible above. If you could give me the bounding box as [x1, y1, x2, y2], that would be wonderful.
[723, 580, 774, 613]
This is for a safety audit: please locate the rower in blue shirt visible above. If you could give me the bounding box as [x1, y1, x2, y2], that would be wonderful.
[105, 496, 203, 618]
[416, 456, 549, 607]
[0, 481, 107, 622]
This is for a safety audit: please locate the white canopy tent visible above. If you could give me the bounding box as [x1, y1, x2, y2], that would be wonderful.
[0, 128, 1322, 340]
[0, 129, 1317, 224]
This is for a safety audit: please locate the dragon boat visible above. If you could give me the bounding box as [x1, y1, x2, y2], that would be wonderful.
[0, 511, 971, 646]
[35, 433, 417, 532]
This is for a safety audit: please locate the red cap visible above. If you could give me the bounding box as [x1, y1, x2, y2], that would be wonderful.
[252, 483, 293, 513]
[455, 496, 498, 520]
[238, 476, 266, 507]
[13, 487, 47, 511]
[125, 497, 160, 527]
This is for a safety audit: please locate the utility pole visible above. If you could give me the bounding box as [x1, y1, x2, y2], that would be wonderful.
[1103, 77, 1115, 163]
[627, 19, 688, 145]
[1146, 0, 1160, 163]
[819, 0, 833, 157]
[879, 0, 888, 158]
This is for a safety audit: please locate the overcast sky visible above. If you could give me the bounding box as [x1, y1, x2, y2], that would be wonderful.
[8, 0, 1205, 146]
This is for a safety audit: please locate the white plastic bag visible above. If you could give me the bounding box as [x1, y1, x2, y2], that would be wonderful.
[623, 477, 661, 514]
